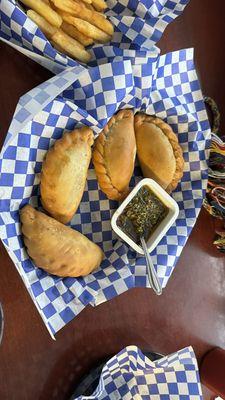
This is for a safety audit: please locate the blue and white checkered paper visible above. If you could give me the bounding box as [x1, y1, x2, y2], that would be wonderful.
[72, 346, 202, 399]
[0, 48, 211, 337]
[0, 0, 189, 72]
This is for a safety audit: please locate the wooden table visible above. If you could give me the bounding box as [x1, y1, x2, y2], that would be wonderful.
[0, 1, 225, 399]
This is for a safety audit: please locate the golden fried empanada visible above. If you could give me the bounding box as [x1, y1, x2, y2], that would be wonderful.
[134, 114, 184, 193]
[20, 205, 103, 277]
[93, 109, 136, 201]
[40, 127, 94, 224]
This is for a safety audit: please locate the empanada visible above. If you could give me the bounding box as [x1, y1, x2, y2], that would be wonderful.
[20, 205, 103, 277]
[93, 109, 136, 201]
[134, 114, 184, 192]
[40, 127, 94, 224]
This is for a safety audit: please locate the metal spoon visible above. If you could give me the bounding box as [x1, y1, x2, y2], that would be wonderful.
[140, 236, 162, 296]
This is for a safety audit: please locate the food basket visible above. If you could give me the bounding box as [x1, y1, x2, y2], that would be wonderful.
[0, 47, 211, 337]
[0, 0, 190, 72]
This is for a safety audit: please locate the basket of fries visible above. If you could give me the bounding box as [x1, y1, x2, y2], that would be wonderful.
[19, 0, 114, 64]
[0, 0, 190, 72]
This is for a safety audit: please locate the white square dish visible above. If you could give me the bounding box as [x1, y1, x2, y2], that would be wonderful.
[111, 178, 179, 255]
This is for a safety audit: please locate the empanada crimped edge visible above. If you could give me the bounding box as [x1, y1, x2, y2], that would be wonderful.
[134, 114, 184, 193]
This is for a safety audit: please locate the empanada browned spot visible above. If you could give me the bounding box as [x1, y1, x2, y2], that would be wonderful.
[20, 205, 103, 278]
[92, 109, 136, 201]
[134, 114, 184, 193]
[40, 127, 94, 224]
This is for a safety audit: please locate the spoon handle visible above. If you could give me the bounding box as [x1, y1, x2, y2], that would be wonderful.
[140, 236, 162, 296]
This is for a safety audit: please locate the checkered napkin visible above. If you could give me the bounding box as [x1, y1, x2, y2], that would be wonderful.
[72, 346, 202, 399]
[0, 0, 189, 72]
[0, 48, 210, 337]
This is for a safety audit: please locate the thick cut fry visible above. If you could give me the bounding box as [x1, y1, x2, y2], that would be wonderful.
[52, 0, 78, 14]
[52, 0, 113, 35]
[51, 40, 65, 53]
[80, 0, 94, 11]
[51, 29, 91, 62]
[42, 0, 50, 4]
[79, 0, 92, 4]
[49, 0, 57, 10]
[92, 0, 107, 11]
[62, 21, 93, 46]
[59, 13, 111, 42]
[52, 28, 83, 50]
[27, 10, 57, 38]
[20, 0, 62, 28]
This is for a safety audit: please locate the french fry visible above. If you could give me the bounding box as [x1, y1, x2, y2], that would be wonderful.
[27, 10, 57, 38]
[53, 0, 113, 35]
[92, 0, 107, 11]
[51, 0, 77, 15]
[49, 0, 57, 10]
[79, 0, 92, 4]
[59, 13, 111, 42]
[20, 0, 62, 28]
[62, 21, 93, 46]
[80, 1, 95, 11]
[51, 29, 91, 62]
[51, 40, 65, 53]
[42, 0, 50, 4]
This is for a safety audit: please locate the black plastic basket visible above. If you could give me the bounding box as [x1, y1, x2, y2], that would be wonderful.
[71, 351, 163, 399]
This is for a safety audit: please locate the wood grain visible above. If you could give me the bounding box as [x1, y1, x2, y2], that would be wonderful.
[0, 0, 225, 399]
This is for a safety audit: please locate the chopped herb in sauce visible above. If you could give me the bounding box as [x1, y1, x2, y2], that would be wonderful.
[117, 185, 168, 244]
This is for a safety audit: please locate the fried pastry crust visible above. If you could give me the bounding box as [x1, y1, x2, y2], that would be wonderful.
[93, 109, 136, 200]
[40, 127, 94, 224]
[134, 114, 184, 193]
[20, 205, 103, 277]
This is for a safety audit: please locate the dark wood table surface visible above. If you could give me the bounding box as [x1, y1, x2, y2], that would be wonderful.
[0, 1, 225, 399]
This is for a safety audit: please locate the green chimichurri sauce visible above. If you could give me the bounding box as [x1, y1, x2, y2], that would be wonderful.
[117, 185, 168, 244]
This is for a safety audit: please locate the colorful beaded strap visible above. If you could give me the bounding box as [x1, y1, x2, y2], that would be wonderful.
[203, 97, 225, 252]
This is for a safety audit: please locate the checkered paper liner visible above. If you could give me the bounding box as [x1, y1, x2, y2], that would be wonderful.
[72, 346, 202, 399]
[0, 0, 189, 73]
[0, 48, 211, 337]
